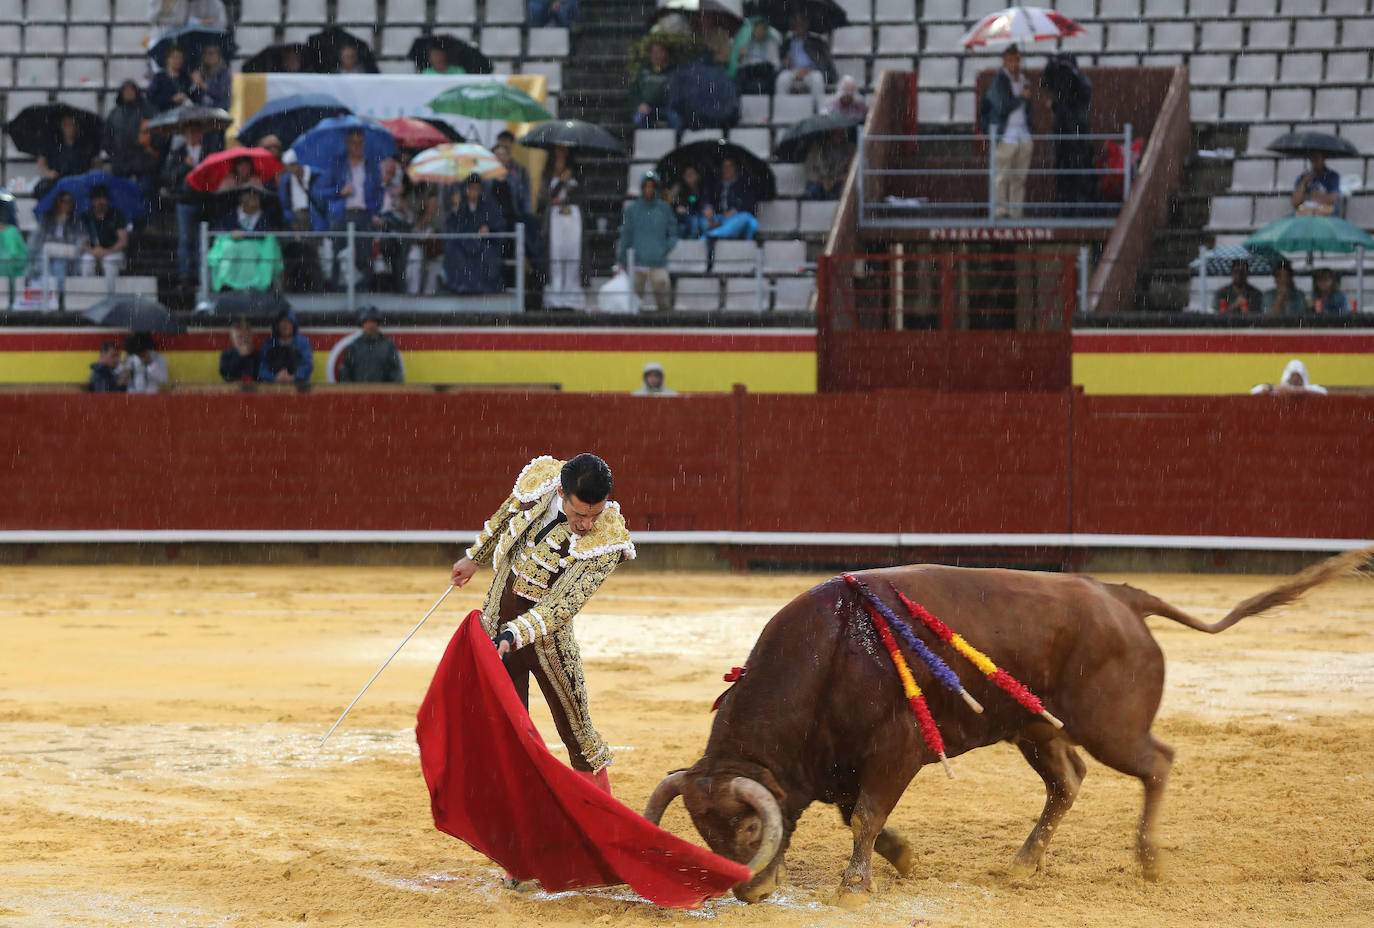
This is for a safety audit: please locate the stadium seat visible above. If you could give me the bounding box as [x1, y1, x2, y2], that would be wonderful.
[1142, 0, 1186, 16]
[380, 26, 423, 59]
[110, 25, 146, 56]
[667, 240, 708, 274]
[17, 59, 60, 89]
[1232, 0, 1276, 12]
[771, 94, 815, 125]
[1245, 123, 1287, 155]
[920, 0, 962, 21]
[921, 24, 966, 50]
[1066, 21, 1104, 52]
[1141, 54, 1183, 68]
[728, 128, 771, 160]
[527, 29, 570, 58]
[67, 25, 109, 56]
[0, 57, 12, 89]
[1348, 195, 1374, 226]
[679, 128, 719, 147]
[673, 276, 721, 311]
[434, 0, 477, 22]
[773, 163, 806, 198]
[832, 26, 875, 57]
[1230, 159, 1275, 192]
[1362, 88, 1374, 119]
[739, 94, 770, 125]
[724, 276, 767, 312]
[69, 0, 111, 21]
[1268, 89, 1312, 121]
[1313, 88, 1357, 121]
[1252, 196, 1290, 225]
[756, 199, 798, 233]
[712, 240, 759, 275]
[1279, 53, 1323, 86]
[773, 275, 813, 312]
[1189, 90, 1219, 122]
[1293, 19, 1338, 49]
[1224, 88, 1266, 121]
[799, 200, 838, 234]
[873, 0, 913, 22]
[1327, 51, 1370, 83]
[481, 27, 523, 60]
[839, 0, 873, 24]
[235, 26, 275, 53]
[1188, 54, 1231, 86]
[1233, 53, 1276, 85]
[1107, 23, 1149, 52]
[877, 24, 918, 56]
[1098, 0, 1142, 18]
[23, 24, 65, 55]
[522, 61, 561, 93]
[105, 56, 144, 88]
[1055, 0, 1093, 18]
[1248, 20, 1290, 49]
[951, 90, 975, 123]
[483, 1, 524, 24]
[292, 0, 328, 23]
[1151, 22, 1194, 53]
[239, 0, 281, 23]
[763, 239, 807, 273]
[58, 89, 99, 112]
[63, 58, 106, 89]
[919, 56, 960, 88]
[917, 91, 951, 123]
[1199, 21, 1242, 48]
[337, 0, 378, 23]
[833, 58, 868, 89]
[113, 0, 143, 21]
[1205, 196, 1252, 230]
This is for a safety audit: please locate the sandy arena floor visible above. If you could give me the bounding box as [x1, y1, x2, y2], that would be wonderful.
[1, 563, 1372, 928]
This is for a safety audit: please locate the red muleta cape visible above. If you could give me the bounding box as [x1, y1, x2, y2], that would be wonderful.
[416, 611, 751, 908]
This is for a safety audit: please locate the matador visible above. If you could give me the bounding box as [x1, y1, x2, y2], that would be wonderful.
[450, 452, 635, 793]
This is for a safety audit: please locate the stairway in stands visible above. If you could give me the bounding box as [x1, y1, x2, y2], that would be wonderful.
[559, 0, 658, 282]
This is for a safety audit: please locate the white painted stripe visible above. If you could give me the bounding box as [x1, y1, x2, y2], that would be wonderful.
[1, 530, 1368, 551]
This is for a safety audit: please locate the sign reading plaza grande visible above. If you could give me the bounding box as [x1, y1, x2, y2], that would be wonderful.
[928, 227, 1059, 242]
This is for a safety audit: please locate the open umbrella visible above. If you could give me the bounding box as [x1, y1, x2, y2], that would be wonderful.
[193, 187, 286, 229]
[748, 0, 847, 34]
[652, 0, 745, 31]
[517, 119, 624, 155]
[774, 111, 862, 162]
[303, 26, 379, 73]
[236, 93, 353, 148]
[0, 186, 15, 227]
[288, 116, 396, 172]
[419, 118, 466, 143]
[429, 83, 553, 123]
[407, 143, 506, 183]
[145, 104, 233, 137]
[960, 6, 1084, 48]
[148, 25, 237, 71]
[656, 139, 776, 200]
[187, 148, 285, 193]
[1189, 244, 1285, 276]
[382, 118, 454, 151]
[34, 172, 143, 221]
[1245, 214, 1374, 254]
[1265, 132, 1361, 159]
[668, 56, 740, 131]
[240, 42, 309, 74]
[407, 33, 494, 75]
[83, 296, 183, 333]
[5, 103, 103, 157]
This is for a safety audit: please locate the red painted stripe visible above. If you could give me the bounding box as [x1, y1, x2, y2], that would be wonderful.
[0, 329, 816, 353]
[1073, 332, 1374, 353]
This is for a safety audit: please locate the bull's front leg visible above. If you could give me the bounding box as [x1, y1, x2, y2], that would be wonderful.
[834, 796, 890, 909]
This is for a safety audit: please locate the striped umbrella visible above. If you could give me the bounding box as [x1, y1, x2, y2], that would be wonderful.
[960, 6, 1085, 49]
[406, 143, 507, 183]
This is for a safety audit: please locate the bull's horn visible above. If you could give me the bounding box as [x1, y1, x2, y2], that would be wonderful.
[643, 771, 688, 824]
[730, 777, 783, 878]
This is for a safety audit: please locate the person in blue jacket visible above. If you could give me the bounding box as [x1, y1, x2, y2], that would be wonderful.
[321, 129, 384, 288]
[257, 307, 314, 383]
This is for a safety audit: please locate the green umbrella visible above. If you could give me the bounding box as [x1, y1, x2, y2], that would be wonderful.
[1244, 214, 1374, 254]
[428, 83, 552, 123]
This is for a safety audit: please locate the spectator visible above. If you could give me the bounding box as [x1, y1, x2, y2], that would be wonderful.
[149, 45, 202, 112]
[217, 154, 266, 192]
[1308, 267, 1350, 314]
[632, 41, 682, 130]
[398, 167, 442, 295]
[422, 45, 465, 75]
[670, 165, 707, 238]
[88, 341, 125, 392]
[36, 113, 101, 200]
[323, 128, 384, 288]
[775, 14, 836, 106]
[444, 173, 505, 294]
[218, 316, 260, 382]
[28, 191, 82, 303]
[1250, 359, 1328, 396]
[1263, 261, 1307, 316]
[280, 46, 304, 73]
[1041, 52, 1093, 213]
[1290, 152, 1340, 216]
[207, 187, 283, 291]
[192, 43, 232, 112]
[0, 205, 26, 296]
[489, 142, 540, 288]
[529, 0, 578, 28]
[117, 332, 169, 394]
[1213, 258, 1262, 313]
[337, 43, 365, 75]
[980, 44, 1034, 219]
[77, 184, 131, 293]
[729, 17, 780, 95]
[541, 146, 585, 310]
[339, 306, 404, 383]
[161, 122, 223, 281]
[825, 75, 868, 120]
[616, 170, 677, 312]
[259, 134, 284, 163]
[104, 81, 160, 198]
[632, 360, 677, 396]
[258, 308, 314, 383]
[276, 147, 326, 292]
[699, 156, 759, 239]
[804, 127, 854, 200]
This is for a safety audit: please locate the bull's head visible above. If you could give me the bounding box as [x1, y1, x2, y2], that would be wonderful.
[644, 769, 786, 903]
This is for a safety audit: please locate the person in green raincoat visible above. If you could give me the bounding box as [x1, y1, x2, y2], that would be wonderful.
[207, 187, 283, 292]
[0, 193, 28, 298]
[728, 17, 781, 96]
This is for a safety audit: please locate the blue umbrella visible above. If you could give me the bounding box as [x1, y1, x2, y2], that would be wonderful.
[34, 171, 143, 221]
[148, 25, 237, 71]
[288, 116, 396, 172]
[237, 93, 353, 149]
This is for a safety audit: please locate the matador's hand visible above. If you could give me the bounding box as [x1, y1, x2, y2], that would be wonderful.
[451, 556, 478, 587]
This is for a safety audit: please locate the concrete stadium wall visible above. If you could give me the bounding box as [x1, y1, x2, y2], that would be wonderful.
[5, 391, 1370, 542]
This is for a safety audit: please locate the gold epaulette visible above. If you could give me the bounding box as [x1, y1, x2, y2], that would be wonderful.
[512, 455, 565, 503]
[569, 502, 636, 562]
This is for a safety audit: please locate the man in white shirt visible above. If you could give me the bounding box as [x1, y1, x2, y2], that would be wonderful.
[979, 44, 1036, 218]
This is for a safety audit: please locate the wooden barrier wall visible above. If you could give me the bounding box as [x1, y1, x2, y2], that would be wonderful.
[3, 392, 1370, 538]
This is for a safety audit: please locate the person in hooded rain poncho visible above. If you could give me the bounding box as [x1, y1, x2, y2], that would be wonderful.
[444, 173, 506, 295]
[257, 308, 314, 383]
[632, 360, 677, 396]
[207, 188, 283, 292]
[1250, 359, 1328, 395]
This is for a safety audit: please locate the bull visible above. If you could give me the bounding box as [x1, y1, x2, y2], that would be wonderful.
[644, 548, 1372, 906]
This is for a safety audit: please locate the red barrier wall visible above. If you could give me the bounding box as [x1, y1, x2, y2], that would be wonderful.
[4, 392, 1371, 539]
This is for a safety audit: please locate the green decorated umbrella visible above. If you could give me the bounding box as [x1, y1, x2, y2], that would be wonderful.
[428, 83, 552, 123]
[1244, 214, 1374, 254]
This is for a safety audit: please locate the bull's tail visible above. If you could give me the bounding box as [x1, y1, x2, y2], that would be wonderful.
[1110, 544, 1374, 634]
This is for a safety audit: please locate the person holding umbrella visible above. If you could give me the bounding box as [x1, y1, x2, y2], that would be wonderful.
[322, 128, 385, 289]
[104, 82, 161, 201]
[160, 120, 223, 282]
[631, 41, 682, 131]
[35, 113, 102, 201]
[444, 173, 506, 295]
[116, 332, 169, 394]
[191, 43, 232, 113]
[149, 46, 202, 112]
[1290, 151, 1341, 216]
[775, 13, 836, 106]
[541, 146, 585, 310]
[89, 342, 125, 393]
[422, 45, 465, 75]
[729, 17, 781, 95]
[803, 127, 854, 200]
[980, 43, 1035, 218]
[77, 184, 132, 294]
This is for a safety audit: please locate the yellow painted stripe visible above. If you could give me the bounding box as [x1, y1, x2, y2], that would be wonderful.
[1074, 353, 1374, 394]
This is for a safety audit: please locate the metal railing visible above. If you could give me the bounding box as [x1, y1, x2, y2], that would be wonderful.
[855, 125, 1134, 229]
[196, 222, 525, 314]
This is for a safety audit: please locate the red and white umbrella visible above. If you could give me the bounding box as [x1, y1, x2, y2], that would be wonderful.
[960, 6, 1085, 49]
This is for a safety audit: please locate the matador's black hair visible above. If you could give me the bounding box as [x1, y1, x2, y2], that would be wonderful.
[561, 453, 613, 504]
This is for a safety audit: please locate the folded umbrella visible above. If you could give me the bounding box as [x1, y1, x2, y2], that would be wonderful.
[517, 119, 625, 156]
[416, 612, 752, 907]
[145, 104, 233, 137]
[188, 147, 285, 193]
[82, 296, 183, 333]
[1265, 131, 1361, 159]
[429, 83, 552, 123]
[240, 42, 309, 74]
[288, 115, 397, 172]
[236, 93, 353, 148]
[960, 5, 1084, 48]
[408, 32, 494, 75]
[34, 171, 143, 221]
[303, 26, 378, 73]
[407, 143, 506, 183]
[749, 0, 847, 34]
[382, 118, 454, 151]
[5, 103, 103, 157]
[148, 24, 237, 71]
[773, 111, 862, 162]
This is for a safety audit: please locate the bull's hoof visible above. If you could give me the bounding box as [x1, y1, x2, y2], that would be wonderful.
[1140, 853, 1166, 883]
[875, 830, 917, 878]
[1007, 854, 1043, 881]
[501, 877, 540, 893]
[833, 874, 874, 909]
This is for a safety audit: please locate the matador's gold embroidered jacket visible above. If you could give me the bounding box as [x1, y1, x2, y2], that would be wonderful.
[466, 455, 636, 650]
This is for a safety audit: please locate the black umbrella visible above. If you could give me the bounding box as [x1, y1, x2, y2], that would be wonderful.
[304, 27, 379, 74]
[747, 0, 848, 34]
[148, 25, 237, 71]
[236, 93, 353, 148]
[408, 33, 494, 75]
[83, 296, 184, 333]
[0, 186, 14, 226]
[241, 42, 309, 74]
[667, 55, 740, 131]
[420, 118, 466, 143]
[774, 111, 862, 161]
[656, 139, 777, 201]
[212, 289, 292, 317]
[1266, 131, 1360, 158]
[652, 0, 746, 31]
[5, 103, 103, 157]
[517, 119, 625, 155]
[145, 104, 233, 137]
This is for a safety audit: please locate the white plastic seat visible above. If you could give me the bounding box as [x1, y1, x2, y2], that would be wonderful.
[1107, 22, 1149, 52]
[1233, 53, 1276, 84]
[918, 91, 951, 123]
[434, 0, 477, 23]
[1055, 0, 1093, 18]
[1187, 54, 1231, 86]
[17, 58, 60, 88]
[292, 0, 328, 22]
[69, 0, 111, 22]
[482, 1, 524, 23]
[527, 28, 569, 57]
[336, 0, 377, 22]
[522, 61, 562, 93]
[110, 26, 147, 55]
[1252, 195, 1290, 225]
[919, 0, 962, 21]
[713, 240, 760, 275]
[1205, 196, 1253, 230]
[113, 0, 144, 21]
[1313, 88, 1357, 121]
[1232, 0, 1276, 12]
[23, 24, 65, 55]
[239, 0, 281, 22]
[1200, 21, 1242, 47]
[1141, 53, 1183, 68]
[920, 56, 960, 88]
[1189, 89, 1219, 122]
[1268, 89, 1311, 121]
[756, 199, 798, 232]
[1097, 0, 1141, 16]
[624, 162, 653, 196]
[832, 58, 868, 89]
[725, 277, 767, 312]
[840, 0, 873, 23]
[5, 90, 52, 120]
[0, 57, 12, 89]
[763, 239, 807, 273]
[799, 199, 838, 234]
[873, 0, 913, 22]
[831, 26, 874, 57]
[673, 276, 720, 312]
[1279, 53, 1322, 85]
[1293, 20, 1338, 48]
[728, 127, 771, 160]
[235, 25, 275, 53]
[1347, 195, 1374, 226]
[380, 26, 423, 58]
[679, 128, 720, 147]
[1223, 88, 1266, 121]
[1245, 123, 1287, 155]
[876, 24, 917, 56]
[57, 89, 99, 113]
[106, 57, 145, 88]
[1230, 159, 1275, 192]
[1248, 20, 1290, 48]
[1362, 88, 1374, 119]
[1151, 22, 1194, 53]
[1326, 51, 1369, 83]
[1142, 0, 1185, 15]
[1340, 124, 1374, 155]
[62, 58, 106, 89]
[771, 94, 815, 125]
[921, 24, 966, 50]
[667, 239, 708, 274]
[739, 94, 770, 125]
[772, 163, 806, 198]
[480, 27, 522, 59]
[1327, 0, 1369, 11]
[951, 90, 975, 124]
[66, 26, 109, 56]
[773, 276, 813, 312]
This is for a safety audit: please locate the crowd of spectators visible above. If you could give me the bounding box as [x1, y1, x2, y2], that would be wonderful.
[1213, 259, 1351, 316]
